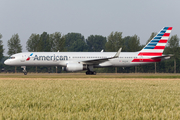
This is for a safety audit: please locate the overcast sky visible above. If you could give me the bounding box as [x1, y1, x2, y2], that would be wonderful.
[0, 0, 179, 55]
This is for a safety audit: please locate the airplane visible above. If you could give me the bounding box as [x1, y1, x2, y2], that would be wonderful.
[4, 27, 173, 75]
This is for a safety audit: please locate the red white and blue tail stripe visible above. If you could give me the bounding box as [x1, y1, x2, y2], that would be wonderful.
[132, 27, 172, 63]
[139, 27, 172, 56]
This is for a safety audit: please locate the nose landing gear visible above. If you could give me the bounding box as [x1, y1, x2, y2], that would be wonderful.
[21, 66, 27, 75]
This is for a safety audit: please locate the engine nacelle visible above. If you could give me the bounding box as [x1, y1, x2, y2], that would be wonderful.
[65, 63, 87, 72]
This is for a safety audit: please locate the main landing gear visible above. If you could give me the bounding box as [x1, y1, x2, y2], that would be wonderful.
[86, 65, 96, 75]
[21, 66, 27, 75]
[86, 71, 96, 75]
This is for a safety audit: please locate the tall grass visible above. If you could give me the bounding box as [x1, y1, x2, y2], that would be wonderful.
[0, 78, 180, 119]
[1, 73, 180, 78]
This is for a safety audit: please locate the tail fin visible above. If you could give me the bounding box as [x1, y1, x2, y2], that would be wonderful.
[138, 27, 172, 56]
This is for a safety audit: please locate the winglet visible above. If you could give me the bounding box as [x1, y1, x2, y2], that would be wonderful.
[113, 48, 122, 58]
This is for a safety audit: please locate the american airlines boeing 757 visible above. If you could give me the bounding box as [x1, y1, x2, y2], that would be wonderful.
[4, 27, 173, 75]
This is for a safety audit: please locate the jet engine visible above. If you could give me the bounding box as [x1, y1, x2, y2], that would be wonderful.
[64, 63, 87, 72]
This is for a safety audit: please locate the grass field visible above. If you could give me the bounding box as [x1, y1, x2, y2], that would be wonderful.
[1, 73, 180, 78]
[0, 74, 180, 119]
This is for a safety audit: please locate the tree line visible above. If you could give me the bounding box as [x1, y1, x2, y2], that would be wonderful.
[0, 31, 179, 73]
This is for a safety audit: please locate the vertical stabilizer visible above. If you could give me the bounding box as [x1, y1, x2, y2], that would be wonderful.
[139, 27, 172, 56]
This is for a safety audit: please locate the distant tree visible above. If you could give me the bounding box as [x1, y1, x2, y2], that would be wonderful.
[50, 32, 65, 52]
[38, 32, 51, 52]
[86, 35, 106, 52]
[166, 35, 179, 73]
[127, 34, 141, 52]
[7, 34, 22, 56]
[7, 34, 22, 73]
[122, 35, 141, 52]
[105, 32, 124, 52]
[26, 33, 40, 52]
[0, 34, 4, 60]
[65, 33, 87, 51]
[123, 36, 131, 52]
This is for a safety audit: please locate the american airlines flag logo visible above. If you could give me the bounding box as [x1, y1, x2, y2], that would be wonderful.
[26, 53, 33, 61]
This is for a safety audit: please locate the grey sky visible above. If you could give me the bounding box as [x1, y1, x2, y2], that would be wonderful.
[0, 0, 179, 55]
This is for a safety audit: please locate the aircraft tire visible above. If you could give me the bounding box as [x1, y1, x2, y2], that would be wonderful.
[86, 71, 96, 75]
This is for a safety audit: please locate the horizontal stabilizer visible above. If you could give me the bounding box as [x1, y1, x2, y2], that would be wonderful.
[151, 54, 173, 59]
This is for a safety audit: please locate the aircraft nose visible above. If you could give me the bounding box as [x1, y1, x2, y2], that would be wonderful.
[4, 60, 10, 65]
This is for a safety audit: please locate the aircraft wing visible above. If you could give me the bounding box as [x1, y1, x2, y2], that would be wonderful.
[81, 48, 122, 65]
[81, 57, 111, 64]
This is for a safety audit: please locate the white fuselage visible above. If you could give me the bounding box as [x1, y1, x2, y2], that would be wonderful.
[4, 52, 166, 68]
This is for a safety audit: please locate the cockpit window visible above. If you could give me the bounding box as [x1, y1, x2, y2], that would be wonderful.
[9, 57, 15, 59]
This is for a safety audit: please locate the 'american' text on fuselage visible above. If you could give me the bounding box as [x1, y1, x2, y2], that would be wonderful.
[33, 55, 68, 61]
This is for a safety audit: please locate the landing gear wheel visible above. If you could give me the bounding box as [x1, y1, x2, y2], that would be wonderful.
[24, 72, 27, 75]
[86, 71, 90, 75]
[86, 71, 96, 75]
